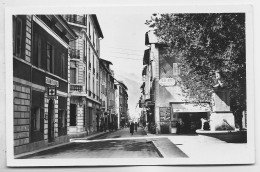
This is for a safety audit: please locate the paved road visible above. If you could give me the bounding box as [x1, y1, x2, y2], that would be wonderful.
[90, 126, 147, 140]
[20, 127, 188, 159]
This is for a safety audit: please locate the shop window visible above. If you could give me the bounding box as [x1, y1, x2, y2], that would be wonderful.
[32, 107, 41, 131]
[31, 90, 44, 142]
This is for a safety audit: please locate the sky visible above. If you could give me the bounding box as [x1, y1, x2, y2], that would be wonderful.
[97, 13, 152, 119]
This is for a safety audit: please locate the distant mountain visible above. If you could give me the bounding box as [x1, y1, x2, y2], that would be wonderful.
[115, 71, 143, 118]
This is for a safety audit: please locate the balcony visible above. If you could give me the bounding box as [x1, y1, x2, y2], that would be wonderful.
[70, 84, 83, 92]
[70, 49, 80, 59]
[66, 15, 86, 26]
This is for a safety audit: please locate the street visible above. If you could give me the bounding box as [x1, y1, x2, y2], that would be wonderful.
[18, 127, 188, 159]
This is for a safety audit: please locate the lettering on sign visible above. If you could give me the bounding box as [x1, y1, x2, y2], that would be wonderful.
[46, 77, 59, 87]
[159, 78, 176, 87]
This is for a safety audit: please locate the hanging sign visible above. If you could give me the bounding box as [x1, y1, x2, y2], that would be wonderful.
[47, 87, 57, 97]
[159, 78, 176, 87]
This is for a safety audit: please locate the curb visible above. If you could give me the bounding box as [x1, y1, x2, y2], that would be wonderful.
[150, 140, 164, 158]
[14, 131, 110, 159]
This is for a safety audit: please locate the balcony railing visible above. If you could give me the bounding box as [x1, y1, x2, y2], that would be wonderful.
[70, 84, 83, 92]
[66, 15, 86, 26]
[70, 49, 80, 59]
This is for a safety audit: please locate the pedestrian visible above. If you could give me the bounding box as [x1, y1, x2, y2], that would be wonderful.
[134, 122, 138, 132]
[130, 122, 134, 135]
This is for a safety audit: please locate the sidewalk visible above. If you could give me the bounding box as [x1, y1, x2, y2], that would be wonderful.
[143, 128, 252, 163]
[14, 131, 109, 159]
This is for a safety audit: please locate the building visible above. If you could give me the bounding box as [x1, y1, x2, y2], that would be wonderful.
[99, 59, 117, 131]
[62, 15, 104, 136]
[13, 15, 77, 155]
[115, 80, 129, 128]
[140, 30, 210, 134]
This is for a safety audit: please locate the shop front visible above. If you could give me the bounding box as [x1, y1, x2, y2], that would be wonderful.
[170, 102, 211, 134]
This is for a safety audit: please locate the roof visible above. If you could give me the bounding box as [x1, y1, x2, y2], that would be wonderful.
[55, 15, 78, 41]
[115, 80, 128, 90]
[100, 58, 113, 65]
[90, 14, 104, 39]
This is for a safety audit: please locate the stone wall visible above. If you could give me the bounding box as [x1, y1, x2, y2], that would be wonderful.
[13, 81, 31, 154]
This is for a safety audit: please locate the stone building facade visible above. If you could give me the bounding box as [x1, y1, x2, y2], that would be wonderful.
[13, 15, 77, 155]
[62, 15, 104, 136]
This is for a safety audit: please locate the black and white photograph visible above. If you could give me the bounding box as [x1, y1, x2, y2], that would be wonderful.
[2, 0, 258, 169]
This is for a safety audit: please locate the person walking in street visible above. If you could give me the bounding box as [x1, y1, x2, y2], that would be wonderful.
[130, 122, 135, 135]
[134, 122, 138, 132]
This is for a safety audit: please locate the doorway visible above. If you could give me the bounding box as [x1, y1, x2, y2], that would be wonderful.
[48, 99, 55, 142]
[70, 104, 77, 126]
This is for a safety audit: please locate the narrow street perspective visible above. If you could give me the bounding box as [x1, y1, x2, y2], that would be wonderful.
[9, 10, 253, 166]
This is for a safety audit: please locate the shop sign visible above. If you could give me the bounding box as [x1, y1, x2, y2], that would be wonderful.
[46, 77, 59, 87]
[159, 107, 171, 122]
[173, 109, 183, 112]
[159, 78, 176, 87]
[47, 86, 57, 98]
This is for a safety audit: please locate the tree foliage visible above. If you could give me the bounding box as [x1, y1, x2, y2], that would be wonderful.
[146, 13, 246, 120]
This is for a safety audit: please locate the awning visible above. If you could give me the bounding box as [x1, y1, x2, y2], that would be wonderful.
[171, 103, 211, 113]
[142, 65, 147, 76]
[143, 49, 150, 65]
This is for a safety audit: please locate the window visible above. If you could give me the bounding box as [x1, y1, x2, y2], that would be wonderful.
[61, 53, 65, 78]
[88, 22, 91, 38]
[47, 43, 54, 73]
[96, 80, 99, 97]
[13, 17, 23, 57]
[88, 74, 91, 92]
[93, 77, 95, 93]
[58, 110, 66, 128]
[70, 68, 76, 84]
[31, 90, 44, 134]
[33, 32, 42, 67]
[83, 67, 86, 84]
[173, 63, 180, 76]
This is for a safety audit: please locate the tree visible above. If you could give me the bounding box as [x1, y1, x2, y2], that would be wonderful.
[146, 13, 246, 126]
